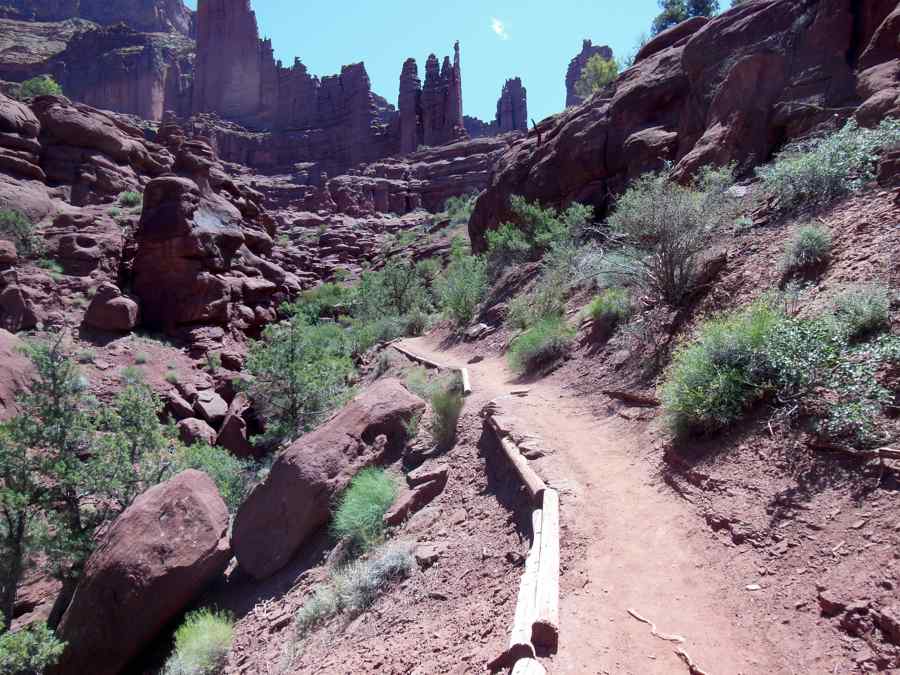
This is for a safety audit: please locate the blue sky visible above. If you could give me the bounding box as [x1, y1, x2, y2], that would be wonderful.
[183, 1, 661, 123]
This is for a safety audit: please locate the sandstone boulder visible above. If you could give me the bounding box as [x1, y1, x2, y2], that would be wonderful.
[232, 379, 425, 579]
[55, 470, 231, 675]
[82, 282, 138, 332]
[193, 389, 228, 427]
[0, 240, 15, 268]
[216, 392, 255, 458]
[177, 417, 217, 447]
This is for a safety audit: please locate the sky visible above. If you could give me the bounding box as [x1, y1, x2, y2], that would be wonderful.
[182, 1, 662, 124]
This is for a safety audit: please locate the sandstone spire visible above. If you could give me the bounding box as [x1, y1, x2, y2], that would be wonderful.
[399, 58, 423, 154]
[496, 77, 527, 133]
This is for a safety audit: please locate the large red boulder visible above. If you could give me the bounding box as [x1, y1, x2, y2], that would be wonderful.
[55, 470, 231, 675]
[0, 328, 30, 420]
[82, 282, 139, 332]
[232, 378, 425, 580]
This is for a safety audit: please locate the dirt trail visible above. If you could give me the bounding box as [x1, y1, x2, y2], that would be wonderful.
[400, 336, 790, 675]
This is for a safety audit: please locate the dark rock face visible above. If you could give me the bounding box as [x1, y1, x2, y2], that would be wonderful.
[471, 0, 900, 251]
[565, 39, 613, 108]
[55, 470, 231, 675]
[496, 77, 527, 133]
[399, 58, 423, 154]
[0, 0, 194, 35]
[232, 379, 425, 580]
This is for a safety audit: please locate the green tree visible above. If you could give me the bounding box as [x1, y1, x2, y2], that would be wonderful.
[436, 240, 488, 327]
[17, 75, 62, 101]
[574, 55, 619, 99]
[3, 335, 176, 627]
[651, 0, 719, 35]
[0, 621, 65, 674]
[245, 317, 354, 449]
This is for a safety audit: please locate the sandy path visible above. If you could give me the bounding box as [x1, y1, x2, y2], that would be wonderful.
[399, 336, 789, 675]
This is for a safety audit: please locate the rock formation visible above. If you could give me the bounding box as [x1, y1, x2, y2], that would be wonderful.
[420, 43, 465, 148]
[496, 77, 527, 133]
[232, 378, 425, 579]
[399, 58, 422, 154]
[0, 329, 30, 420]
[565, 39, 614, 108]
[55, 470, 231, 675]
[0, 0, 194, 35]
[471, 0, 900, 250]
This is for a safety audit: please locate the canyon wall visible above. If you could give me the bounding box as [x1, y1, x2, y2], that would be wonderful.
[0, 0, 194, 35]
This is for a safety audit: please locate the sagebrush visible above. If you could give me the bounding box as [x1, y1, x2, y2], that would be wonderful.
[163, 609, 234, 675]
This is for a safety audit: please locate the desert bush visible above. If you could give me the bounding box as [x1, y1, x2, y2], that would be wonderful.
[832, 285, 891, 341]
[287, 283, 353, 324]
[662, 297, 900, 446]
[16, 75, 62, 100]
[171, 443, 250, 513]
[574, 54, 618, 98]
[661, 301, 783, 434]
[332, 468, 397, 551]
[781, 226, 831, 276]
[0, 622, 65, 674]
[117, 191, 142, 208]
[430, 378, 464, 450]
[757, 118, 900, 213]
[436, 245, 487, 327]
[293, 545, 413, 641]
[486, 197, 591, 274]
[604, 166, 736, 306]
[163, 609, 234, 675]
[508, 318, 576, 374]
[589, 287, 632, 337]
[245, 317, 354, 448]
[0, 209, 43, 258]
[442, 193, 478, 226]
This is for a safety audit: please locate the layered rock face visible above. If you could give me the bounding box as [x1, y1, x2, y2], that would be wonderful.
[496, 77, 527, 133]
[0, 18, 194, 121]
[471, 0, 900, 250]
[0, 0, 194, 35]
[565, 39, 613, 108]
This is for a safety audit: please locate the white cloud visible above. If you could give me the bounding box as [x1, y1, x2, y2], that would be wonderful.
[491, 17, 510, 40]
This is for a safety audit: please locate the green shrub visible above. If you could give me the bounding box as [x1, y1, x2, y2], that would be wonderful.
[37, 259, 63, 278]
[430, 381, 464, 450]
[589, 288, 632, 336]
[508, 318, 576, 374]
[781, 226, 831, 275]
[486, 197, 591, 274]
[332, 468, 397, 550]
[0, 210, 43, 258]
[293, 545, 413, 641]
[441, 193, 478, 227]
[604, 166, 736, 306]
[163, 609, 234, 675]
[661, 297, 900, 446]
[574, 54, 618, 99]
[0, 622, 66, 675]
[17, 75, 62, 100]
[833, 285, 891, 341]
[118, 191, 142, 208]
[661, 301, 783, 434]
[171, 443, 250, 512]
[134, 351, 149, 365]
[436, 248, 487, 327]
[758, 118, 900, 213]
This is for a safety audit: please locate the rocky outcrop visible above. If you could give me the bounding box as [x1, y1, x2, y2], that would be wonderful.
[399, 58, 422, 154]
[0, 16, 194, 121]
[471, 0, 899, 250]
[420, 43, 465, 148]
[565, 39, 613, 108]
[496, 78, 527, 133]
[55, 470, 231, 675]
[0, 0, 194, 35]
[232, 379, 426, 579]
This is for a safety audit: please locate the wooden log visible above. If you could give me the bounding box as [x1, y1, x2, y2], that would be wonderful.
[506, 509, 542, 663]
[460, 368, 472, 396]
[391, 343, 445, 370]
[511, 657, 547, 675]
[532, 488, 560, 649]
[488, 417, 546, 502]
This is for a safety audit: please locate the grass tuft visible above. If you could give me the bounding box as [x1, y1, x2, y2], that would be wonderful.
[508, 318, 575, 375]
[163, 609, 234, 675]
[332, 468, 397, 551]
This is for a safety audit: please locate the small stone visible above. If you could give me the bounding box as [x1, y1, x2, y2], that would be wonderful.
[449, 508, 467, 525]
[818, 590, 848, 617]
[414, 544, 440, 569]
[746, 583, 762, 591]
